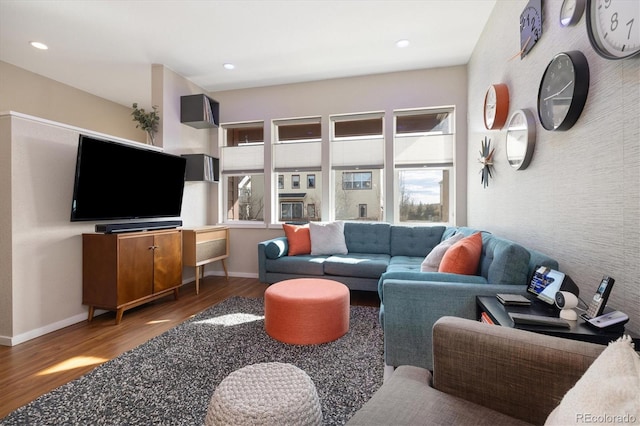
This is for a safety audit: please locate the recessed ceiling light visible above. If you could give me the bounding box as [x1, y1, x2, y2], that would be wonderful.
[396, 39, 410, 48]
[223, 63, 235, 70]
[30, 41, 49, 50]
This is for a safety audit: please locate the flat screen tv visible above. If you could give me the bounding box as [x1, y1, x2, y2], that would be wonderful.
[70, 135, 187, 222]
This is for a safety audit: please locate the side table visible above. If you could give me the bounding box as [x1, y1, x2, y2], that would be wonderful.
[183, 226, 229, 294]
[476, 295, 639, 346]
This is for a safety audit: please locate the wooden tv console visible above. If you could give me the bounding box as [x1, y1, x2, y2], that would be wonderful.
[82, 228, 183, 324]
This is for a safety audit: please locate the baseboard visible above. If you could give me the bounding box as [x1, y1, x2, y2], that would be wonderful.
[3, 273, 262, 347]
[180, 271, 259, 283]
[0, 311, 90, 347]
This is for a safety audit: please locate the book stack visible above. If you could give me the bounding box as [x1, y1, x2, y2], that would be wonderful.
[496, 293, 532, 306]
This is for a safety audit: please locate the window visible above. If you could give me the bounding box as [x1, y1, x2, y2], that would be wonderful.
[307, 204, 316, 219]
[273, 118, 323, 222]
[342, 171, 372, 190]
[397, 169, 449, 223]
[221, 122, 265, 223]
[394, 109, 453, 224]
[358, 204, 367, 219]
[331, 113, 384, 221]
[280, 202, 304, 221]
[307, 174, 315, 189]
[278, 175, 284, 189]
[225, 174, 265, 221]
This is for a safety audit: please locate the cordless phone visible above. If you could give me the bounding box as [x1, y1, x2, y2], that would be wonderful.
[583, 276, 614, 320]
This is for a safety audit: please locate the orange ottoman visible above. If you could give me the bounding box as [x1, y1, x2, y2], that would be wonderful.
[264, 278, 350, 345]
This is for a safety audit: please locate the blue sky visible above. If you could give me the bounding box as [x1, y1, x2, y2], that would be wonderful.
[399, 170, 442, 205]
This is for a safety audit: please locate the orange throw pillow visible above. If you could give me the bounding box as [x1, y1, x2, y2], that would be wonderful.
[438, 232, 483, 275]
[282, 224, 311, 256]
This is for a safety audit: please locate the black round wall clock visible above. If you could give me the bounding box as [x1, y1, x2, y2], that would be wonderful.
[537, 51, 590, 131]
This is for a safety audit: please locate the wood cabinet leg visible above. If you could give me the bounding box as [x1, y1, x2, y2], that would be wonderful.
[195, 265, 201, 295]
[115, 308, 124, 325]
[173, 288, 179, 300]
[221, 259, 229, 280]
[87, 306, 95, 322]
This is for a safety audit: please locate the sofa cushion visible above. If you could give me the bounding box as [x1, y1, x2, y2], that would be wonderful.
[421, 232, 465, 272]
[265, 255, 327, 276]
[347, 365, 530, 426]
[282, 223, 311, 256]
[309, 221, 348, 255]
[481, 236, 531, 285]
[545, 335, 640, 426]
[390, 225, 445, 257]
[344, 222, 391, 254]
[439, 232, 483, 275]
[264, 239, 288, 259]
[323, 253, 390, 279]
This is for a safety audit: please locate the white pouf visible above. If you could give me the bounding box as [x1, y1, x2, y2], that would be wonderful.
[206, 362, 322, 426]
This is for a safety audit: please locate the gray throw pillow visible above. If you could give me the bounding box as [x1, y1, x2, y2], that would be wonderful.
[421, 232, 464, 272]
[309, 221, 348, 255]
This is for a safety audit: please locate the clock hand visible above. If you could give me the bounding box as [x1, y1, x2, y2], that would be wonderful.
[543, 80, 573, 101]
[509, 35, 532, 61]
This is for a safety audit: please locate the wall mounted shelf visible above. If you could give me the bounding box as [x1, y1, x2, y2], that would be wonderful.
[182, 153, 219, 182]
[180, 94, 219, 128]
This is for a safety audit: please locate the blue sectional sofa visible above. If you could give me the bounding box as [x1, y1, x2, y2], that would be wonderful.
[258, 222, 559, 370]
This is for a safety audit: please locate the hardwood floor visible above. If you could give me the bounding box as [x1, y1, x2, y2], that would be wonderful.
[0, 276, 380, 418]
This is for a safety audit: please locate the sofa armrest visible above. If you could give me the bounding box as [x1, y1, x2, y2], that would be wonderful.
[257, 237, 288, 282]
[378, 270, 487, 300]
[432, 316, 605, 425]
[381, 279, 529, 370]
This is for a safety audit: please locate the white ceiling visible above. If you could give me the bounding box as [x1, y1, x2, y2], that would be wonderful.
[0, 0, 496, 108]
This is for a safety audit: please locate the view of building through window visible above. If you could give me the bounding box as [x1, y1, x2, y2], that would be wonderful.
[223, 124, 265, 221]
[221, 107, 453, 224]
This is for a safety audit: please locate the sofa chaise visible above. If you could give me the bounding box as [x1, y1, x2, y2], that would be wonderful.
[347, 316, 639, 426]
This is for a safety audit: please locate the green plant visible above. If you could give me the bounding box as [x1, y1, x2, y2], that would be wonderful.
[131, 103, 160, 142]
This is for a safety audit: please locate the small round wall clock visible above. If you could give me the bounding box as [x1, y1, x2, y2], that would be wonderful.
[483, 84, 510, 130]
[560, 0, 586, 27]
[586, 0, 640, 60]
[505, 109, 536, 170]
[537, 51, 590, 131]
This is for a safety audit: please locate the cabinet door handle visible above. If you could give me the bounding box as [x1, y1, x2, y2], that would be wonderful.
[149, 245, 159, 250]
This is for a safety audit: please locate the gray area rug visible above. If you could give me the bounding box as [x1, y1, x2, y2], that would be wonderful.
[1, 297, 383, 425]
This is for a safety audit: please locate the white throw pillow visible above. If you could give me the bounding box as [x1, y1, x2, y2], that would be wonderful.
[421, 233, 465, 272]
[544, 335, 640, 425]
[309, 221, 348, 255]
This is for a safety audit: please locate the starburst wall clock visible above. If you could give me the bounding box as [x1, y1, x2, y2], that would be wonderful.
[478, 137, 495, 188]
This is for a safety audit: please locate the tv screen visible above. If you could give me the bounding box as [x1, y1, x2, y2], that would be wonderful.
[70, 135, 187, 222]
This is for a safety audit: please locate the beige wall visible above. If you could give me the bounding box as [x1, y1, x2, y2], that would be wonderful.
[0, 116, 12, 338]
[211, 67, 469, 278]
[0, 113, 156, 344]
[0, 61, 142, 142]
[0, 64, 216, 344]
[467, 1, 640, 331]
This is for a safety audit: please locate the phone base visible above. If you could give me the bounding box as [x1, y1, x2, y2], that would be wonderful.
[583, 311, 629, 329]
